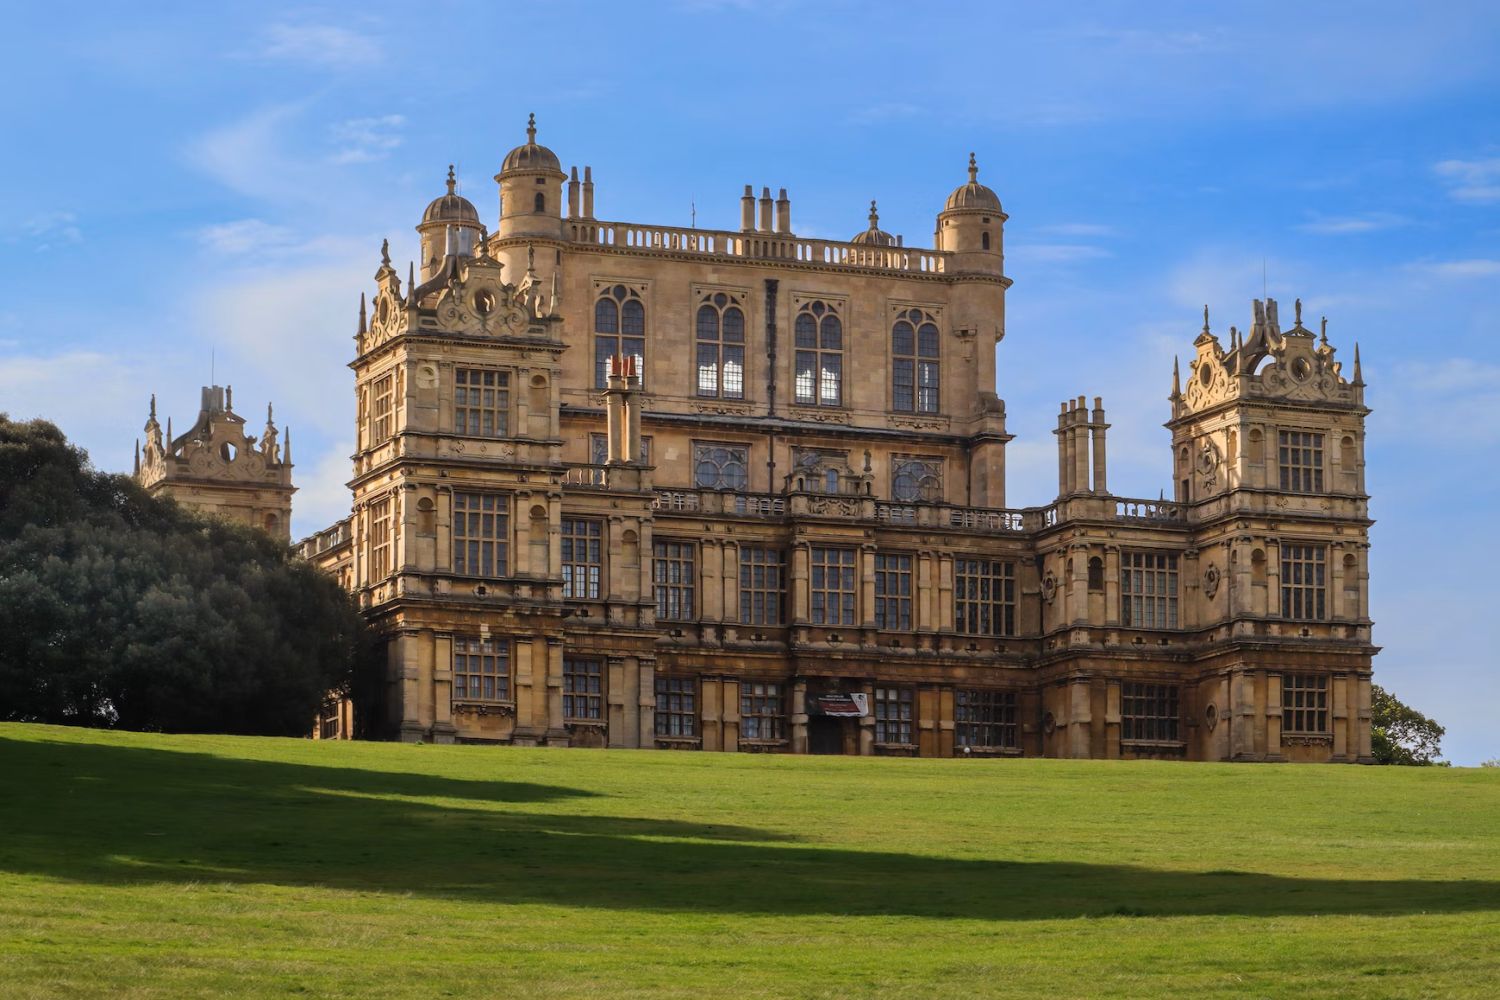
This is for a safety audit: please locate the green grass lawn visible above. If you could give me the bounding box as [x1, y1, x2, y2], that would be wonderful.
[1, 724, 1497, 998]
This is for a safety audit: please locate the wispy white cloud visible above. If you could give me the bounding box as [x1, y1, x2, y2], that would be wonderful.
[1434, 157, 1500, 203]
[1297, 212, 1408, 235]
[1407, 258, 1500, 279]
[259, 23, 382, 68]
[197, 219, 298, 255]
[328, 114, 404, 165]
[12, 211, 83, 251]
[188, 104, 307, 201]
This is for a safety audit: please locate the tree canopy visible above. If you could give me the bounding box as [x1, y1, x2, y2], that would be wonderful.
[1371, 684, 1446, 766]
[0, 414, 370, 736]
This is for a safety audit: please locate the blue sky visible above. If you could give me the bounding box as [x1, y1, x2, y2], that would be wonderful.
[1, 1, 1496, 763]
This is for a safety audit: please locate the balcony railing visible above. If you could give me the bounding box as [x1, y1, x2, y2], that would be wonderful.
[565, 220, 948, 276]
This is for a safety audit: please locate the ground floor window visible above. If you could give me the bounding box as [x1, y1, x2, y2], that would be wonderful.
[1121, 682, 1179, 742]
[1282, 673, 1329, 734]
[955, 689, 1018, 749]
[453, 637, 510, 703]
[741, 682, 785, 741]
[563, 657, 603, 721]
[655, 676, 697, 737]
[874, 687, 914, 745]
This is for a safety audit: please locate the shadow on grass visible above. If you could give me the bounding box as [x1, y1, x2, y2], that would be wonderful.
[2, 734, 1495, 920]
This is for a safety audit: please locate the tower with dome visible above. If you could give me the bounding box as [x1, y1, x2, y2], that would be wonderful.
[295, 115, 1374, 762]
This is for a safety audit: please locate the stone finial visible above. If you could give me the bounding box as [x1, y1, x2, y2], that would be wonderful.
[1171, 356, 1181, 398]
[149, 393, 157, 420]
[1320, 316, 1329, 346]
[1295, 297, 1304, 327]
[446, 164, 456, 195]
[226, 385, 233, 411]
[968, 152, 978, 184]
[407, 261, 415, 301]
[1353, 343, 1364, 385]
[380, 238, 390, 266]
[358, 293, 367, 334]
[1203, 304, 1210, 333]
[868, 199, 879, 228]
[526, 112, 536, 143]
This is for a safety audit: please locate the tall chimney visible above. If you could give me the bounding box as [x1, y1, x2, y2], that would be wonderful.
[740, 185, 755, 232]
[582, 166, 595, 219]
[775, 187, 791, 234]
[567, 166, 580, 219]
[1056, 402, 1070, 496]
[624, 356, 643, 464]
[1090, 396, 1109, 494]
[1073, 395, 1090, 494]
[758, 186, 773, 233]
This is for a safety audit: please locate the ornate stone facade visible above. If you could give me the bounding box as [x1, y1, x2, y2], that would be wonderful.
[136, 385, 295, 542]
[301, 116, 1374, 761]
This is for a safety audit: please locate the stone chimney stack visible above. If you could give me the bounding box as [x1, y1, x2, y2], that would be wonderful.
[775, 187, 791, 234]
[740, 185, 755, 232]
[758, 186, 773, 233]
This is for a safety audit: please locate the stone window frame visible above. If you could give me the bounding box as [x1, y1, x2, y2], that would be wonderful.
[562, 656, 604, 722]
[874, 552, 914, 631]
[369, 496, 393, 581]
[653, 539, 697, 621]
[889, 303, 943, 415]
[560, 517, 603, 600]
[1121, 682, 1180, 742]
[1278, 429, 1325, 494]
[1282, 673, 1330, 735]
[371, 371, 395, 442]
[954, 558, 1016, 636]
[1280, 542, 1327, 621]
[453, 367, 512, 438]
[955, 689, 1018, 749]
[1121, 551, 1180, 629]
[874, 686, 915, 746]
[654, 676, 698, 738]
[591, 279, 649, 390]
[809, 546, 858, 626]
[692, 441, 751, 491]
[740, 681, 786, 741]
[452, 491, 510, 577]
[790, 295, 847, 407]
[694, 288, 749, 400]
[453, 636, 512, 705]
[891, 455, 943, 503]
[738, 546, 786, 626]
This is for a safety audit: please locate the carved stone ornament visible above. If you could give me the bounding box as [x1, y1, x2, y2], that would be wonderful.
[1203, 563, 1221, 599]
[1204, 703, 1218, 731]
[1282, 734, 1333, 747]
[807, 495, 860, 517]
[1041, 572, 1058, 604]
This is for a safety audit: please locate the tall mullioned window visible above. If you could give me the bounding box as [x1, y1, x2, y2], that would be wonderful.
[1122, 683, 1180, 742]
[369, 497, 392, 580]
[695, 292, 746, 398]
[741, 682, 785, 740]
[739, 546, 785, 626]
[454, 368, 510, 437]
[453, 492, 508, 577]
[453, 637, 509, 703]
[793, 301, 843, 406]
[1278, 431, 1324, 493]
[1280, 544, 1327, 620]
[810, 546, 857, 626]
[561, 518, 602, 600]
[655, 677, 697, 738]
[653, 540, 696, 621]
[371, 372, 394, 442]
[874, 554, 913, 631]
[593, 284, 645, 389]
[562, 657, 603, 721]
[874, 687, 915, 745]
[1282, 673, 1329, 734]
[1121, 552, 1179, 628]
[955, 559, 1016, 636]
[692, 443, 749, 490]
[892, 308, 940, 413]
[956, 690, 1018, 749]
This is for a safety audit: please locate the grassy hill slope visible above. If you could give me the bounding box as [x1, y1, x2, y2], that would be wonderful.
[1, 724, 1497, 998]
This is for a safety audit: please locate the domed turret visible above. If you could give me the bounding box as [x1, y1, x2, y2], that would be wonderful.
[495, 112, 567, 243]
[944, 153, 1002, 212]
[934, 152, 1006, 264]
[416, 166, 485, 280]
[499, 113, 562, 176]
[849, 200, 895, 246]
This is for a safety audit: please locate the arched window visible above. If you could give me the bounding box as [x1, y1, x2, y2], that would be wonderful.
[534, 192, 546, 213]
[892, 308, 940, 413]
[891, 457, 942, 502]
[793, 301, 842, 406]
[695, 292, 746, 399]
[1087, 556, 1104, 591]
[981, 231, 991, 251]
[593, 284, 645, 388]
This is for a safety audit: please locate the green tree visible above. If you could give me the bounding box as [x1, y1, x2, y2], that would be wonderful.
[1370, 684, 1445, 766]
[0, 414, 372, 735]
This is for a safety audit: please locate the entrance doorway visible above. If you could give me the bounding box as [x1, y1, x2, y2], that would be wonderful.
[809, 716, 848, 755]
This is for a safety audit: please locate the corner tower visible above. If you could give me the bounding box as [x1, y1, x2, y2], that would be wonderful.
[136, 385, 295, 541]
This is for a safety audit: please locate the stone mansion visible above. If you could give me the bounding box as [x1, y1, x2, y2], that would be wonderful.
[141, 116, 1376, 761]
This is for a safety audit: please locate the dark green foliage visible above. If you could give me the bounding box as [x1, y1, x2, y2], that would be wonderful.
[1371, 684, 1446, 766]
[0, 414, 371, 735]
